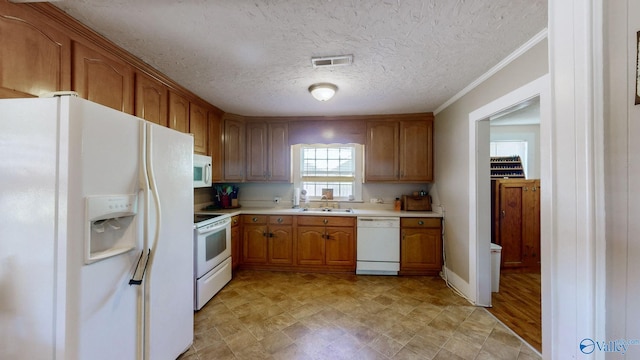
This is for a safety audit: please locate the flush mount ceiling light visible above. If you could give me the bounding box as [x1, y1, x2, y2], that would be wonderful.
[308, 83, 338, 102]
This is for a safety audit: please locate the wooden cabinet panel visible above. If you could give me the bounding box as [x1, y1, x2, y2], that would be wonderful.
[241, 215, 293, 266]
[208, 110, 223, 181]
[365, 121, 399, 181]
[190, 102, 208, 154]
[492, 179, 540, 271]
[296, 216, 355, 270]
[268, 122, 290, 181]
[168, 91, 189, 133]
[72, 42, 133, 113]
[365, 118, 434, 182]
[231, 215, 240, 271]
[401, 228, 441, 271]
[0, 9, 71, 98]
[400, 217, 442, 275]
[224, 117, 245, 181]
[296, 216, 355, 227]
[134, 72, 167, 126]
[325, 227, 355, 267]
[400, 119, 433, 181]
[242, 223, 268, 264]
[296, 226, 325, 266]
[268, 225, 294, 265]
[246, 121, 289, 182]
[246, 122, 268, 181]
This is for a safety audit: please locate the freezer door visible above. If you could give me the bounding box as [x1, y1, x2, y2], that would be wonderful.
[144, 122, 194, 359]
[68, 96, 142, 359]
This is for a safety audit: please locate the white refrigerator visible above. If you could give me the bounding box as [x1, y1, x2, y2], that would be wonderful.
[0, 95, 194, 359]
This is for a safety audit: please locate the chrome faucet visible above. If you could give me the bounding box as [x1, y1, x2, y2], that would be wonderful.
[321, 195, 328, 209]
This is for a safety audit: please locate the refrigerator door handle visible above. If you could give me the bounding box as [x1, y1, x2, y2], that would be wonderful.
[129, 249, 151, 285]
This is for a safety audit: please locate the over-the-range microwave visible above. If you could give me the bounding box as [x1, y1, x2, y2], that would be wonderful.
[193, 154, 212, 188]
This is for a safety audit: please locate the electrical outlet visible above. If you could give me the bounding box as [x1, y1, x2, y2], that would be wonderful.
[274, 197, 281, 203]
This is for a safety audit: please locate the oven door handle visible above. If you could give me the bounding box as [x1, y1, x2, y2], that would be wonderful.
[129, 249, 151, 286]
[196, 218, 231, 236]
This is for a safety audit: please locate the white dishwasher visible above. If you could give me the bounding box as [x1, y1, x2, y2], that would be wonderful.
[356, 217, 400, 275]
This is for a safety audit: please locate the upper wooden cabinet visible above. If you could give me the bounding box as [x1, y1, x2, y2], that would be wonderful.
[134, 72, 168, 126]
[190, 102, 208, 155]
[72, 42, 133, 114]
[223, 116, 246, 181]
[208, 110, 223, 182]
[168, 91, 189, 133]
[399, 119, 434, 182]
[365, 117, 434, 182]
[246, 121, 289, 182]
[365, 121, 399, 181]
[0, 6, 71, 98]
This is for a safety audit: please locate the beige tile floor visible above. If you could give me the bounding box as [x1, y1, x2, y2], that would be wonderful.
[179, 270, 541, 360]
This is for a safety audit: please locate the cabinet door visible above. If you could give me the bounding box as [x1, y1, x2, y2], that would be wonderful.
[399, 119, 433, 182]
[498, 181, 525, 268]
[400, 228, 441, 272]
[231, 217, 240, 270]
[268, 122, 290, 182]
[72, 42, 133, 113]
[246, 122, 268, 181]
[268, 225, 293, 265]
[190, 102, 208, 154]
[209, 110, 223, 181]
[134, 72, 168, 126]
[242, 224, 267, 264]
[296, 226, 325, 266]
[365, 121, 399, 181]
[224, 118, 245, 181]
[523, 180, 541, 268]
[168, 91, 189, 133]
[325, 227, 355, 267]
[0, 9, 71, 98]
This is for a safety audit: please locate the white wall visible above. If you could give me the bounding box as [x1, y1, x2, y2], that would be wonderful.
[605, 0, 640, 357]
[434, 38, 548, 285]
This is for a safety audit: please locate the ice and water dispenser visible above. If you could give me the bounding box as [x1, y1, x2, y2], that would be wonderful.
[85, 194, 138, 264]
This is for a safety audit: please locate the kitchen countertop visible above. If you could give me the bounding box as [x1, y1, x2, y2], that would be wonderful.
[195, 206, 442, 218]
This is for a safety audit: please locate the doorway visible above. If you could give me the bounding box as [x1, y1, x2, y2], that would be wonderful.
[486, 98, 542, 351]
[467, 74, 550, 352]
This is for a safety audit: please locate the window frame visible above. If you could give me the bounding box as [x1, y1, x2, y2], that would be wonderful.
[292, 143, 363, 202]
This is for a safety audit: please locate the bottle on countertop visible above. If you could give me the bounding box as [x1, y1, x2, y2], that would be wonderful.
[394, 198, 401, 211]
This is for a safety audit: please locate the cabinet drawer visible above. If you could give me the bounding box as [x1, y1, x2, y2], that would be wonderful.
[242, 215, 267, 224]
[400, 218, 441, 228]
[297, 216, 356, 227]
[269, 215, 293, 225]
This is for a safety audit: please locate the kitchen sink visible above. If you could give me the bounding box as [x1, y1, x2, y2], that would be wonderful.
[301, 208, 355, 214]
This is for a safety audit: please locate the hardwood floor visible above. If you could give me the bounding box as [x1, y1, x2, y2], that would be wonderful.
[487, 272, 541, 352]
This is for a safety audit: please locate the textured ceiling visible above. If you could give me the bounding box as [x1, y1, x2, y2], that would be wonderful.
[54, 0, 547, 117]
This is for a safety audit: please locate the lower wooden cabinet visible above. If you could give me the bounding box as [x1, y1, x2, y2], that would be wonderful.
[241, 215, 293, 266]
[400, 218, 442, 275]
[238, 214, 356, 272]
[296, 216, 355, 271]
[230, 215, 240, 271]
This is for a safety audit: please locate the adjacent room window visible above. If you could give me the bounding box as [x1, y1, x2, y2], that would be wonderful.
[292, 144, 363, 201]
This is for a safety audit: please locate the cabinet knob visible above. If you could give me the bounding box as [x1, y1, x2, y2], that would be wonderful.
[252, 217, 259, 222]
[323, 219, 328, 225]
[418, 220, 424, 225]
[277, 217, 283, 223]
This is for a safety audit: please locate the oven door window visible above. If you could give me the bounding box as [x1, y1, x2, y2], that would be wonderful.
[205, 228, 227, 261]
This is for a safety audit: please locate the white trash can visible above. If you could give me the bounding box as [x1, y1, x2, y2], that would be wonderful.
[490, 243, 502, 292]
